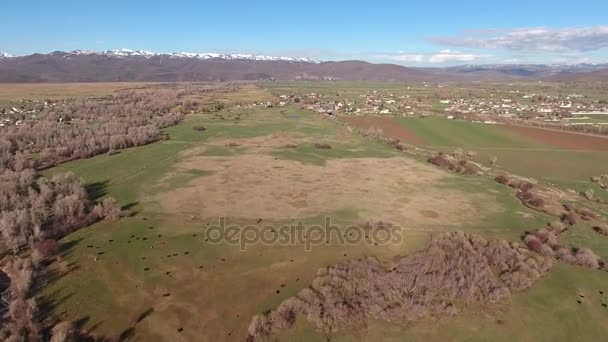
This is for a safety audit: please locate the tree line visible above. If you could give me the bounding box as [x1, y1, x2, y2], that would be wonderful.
[0, 84, 210, 340]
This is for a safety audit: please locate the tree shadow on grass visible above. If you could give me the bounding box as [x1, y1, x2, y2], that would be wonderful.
[118, 307, 155, 341]
[122, 201, 139, 212]
[85, 180, 110, 201]
[32, 238, 84, 319]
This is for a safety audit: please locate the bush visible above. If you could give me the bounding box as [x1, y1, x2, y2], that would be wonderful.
[548, 220, 567, 233]
[50, 321, 74, 342]
[562, 212, 579, 225]
[523, 234, 542, 252]
[516, 190, 545, 209]
[428, 153, 477, 175]
[583, 189, 595, 200]
[32, 239, 59, 259]
[593, 224, 608, 236]
[495, 175, 509, 185]
[99, 197, 123, 222]
[576, 207, 596, 220]
[1, 257, 39, 340]
[192, 125, 207, 132]
[313, 143, 332, 150]
[574, 248, 600, 269]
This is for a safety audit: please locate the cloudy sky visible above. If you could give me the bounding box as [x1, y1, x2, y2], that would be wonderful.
[2, 0, 608, 66]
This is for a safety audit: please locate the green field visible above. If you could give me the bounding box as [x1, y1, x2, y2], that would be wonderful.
[34, 86, 608, 342]
[397, 117, 608, 183]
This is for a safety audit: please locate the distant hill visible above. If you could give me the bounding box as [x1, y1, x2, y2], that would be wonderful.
[543, 68, 608, 82]
[441, 63, 608, 80]
[1, 50, 607, 83]
[0, 51, 436, 83]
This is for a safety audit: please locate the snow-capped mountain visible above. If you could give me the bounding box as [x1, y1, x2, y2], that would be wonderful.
[70, 48, 320, 63]
[0, 52, 15, 58]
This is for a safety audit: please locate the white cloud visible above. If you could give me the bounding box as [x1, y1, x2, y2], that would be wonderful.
[375, 53, 424, 62]
[375, 50, 487, 64]
[434, 26, 608, 52]
[428, 49, 479, 63]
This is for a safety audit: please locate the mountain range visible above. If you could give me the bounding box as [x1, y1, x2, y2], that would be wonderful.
[0, 49, 607, 82]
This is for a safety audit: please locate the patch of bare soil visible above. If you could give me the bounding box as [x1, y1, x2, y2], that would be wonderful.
[247, 231, 553, 339]
[420, 209, 440, 218]
[341, 116, 425, 145]
[210, 133, 312, 150]
[156, 155, 488, 225]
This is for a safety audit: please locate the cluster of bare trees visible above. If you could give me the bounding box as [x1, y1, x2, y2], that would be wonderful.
[495, 175, 547, 210]
[0, 170, 97, 253]
[248, 231, 552, 340]
[0, 257, 38, 340]
[427, 152, 479, 175]
[523, 216, 605, 271]
[591, 175, 608, 191]
[493, 174, 608, 275]
[0, 85, 215, 340]
[0, 256, 86, 341]
[361, 126, 408, 152]
[0, 88, 201, 171]
[0, 173, 124, 339]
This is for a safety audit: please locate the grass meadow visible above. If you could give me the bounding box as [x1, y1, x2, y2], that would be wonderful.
[35, 86, 608, 341]
[397, 117, 608, 183]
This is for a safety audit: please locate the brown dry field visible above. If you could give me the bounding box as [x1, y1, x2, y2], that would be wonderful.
[340, 116, 425, 144]
[506, 124, 608, 151]
[0, 82, 156, 101]
[155, 148, 489, 226]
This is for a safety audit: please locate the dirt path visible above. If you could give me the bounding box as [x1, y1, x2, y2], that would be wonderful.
[340, 116, 425, 145]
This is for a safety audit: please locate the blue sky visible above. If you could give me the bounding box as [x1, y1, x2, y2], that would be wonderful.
[2, 0, 608, 65]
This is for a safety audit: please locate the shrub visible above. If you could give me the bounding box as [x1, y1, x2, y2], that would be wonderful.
[32, 239, 59, 260]
[593, 224, 608, 236]
[555, 247, 576, 263]
[523, 234, 542, 252]
[452, 148, 464, 158]
[3, 297, 39, 339]
[548, 220, 567, 234]
[495, 175, 509, 185]
[192, 125, 207, 132]
[562, 212, 579, 226]
[516, 190, 545, 209]
[364, 127, 384, 140]
[2, 257, 35, 298]
[576, 207, 596, 220]
[100, 197, 123, 222]
[50, 321, 74, 342]
[574, 248, 600, 269]
[313, 143, 332, 150]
